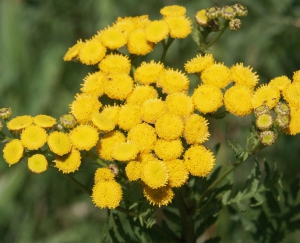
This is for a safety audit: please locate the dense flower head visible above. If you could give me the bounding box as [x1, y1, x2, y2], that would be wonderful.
[164, 16, 192, 39]
[285, 105, 300, 135]
[145, 20, 169, 43]
[104, 73, 134, 100]
[160, 5, 186, 17]
[21, 125, 48, 150]
[7, 115, 33, 131]
[63, 40, 84, 61]
[230, 63, 259, 89]
[165, 92, 194, 117]
[283, 82, 300, 108]
[141, 98, 167, 124]
[112, 142, 139, 162]
[3, 139, 24, 166]
[101, 105, 120, 125]
[94, 168, 115, 183]
[91, 112, 115, 132]
[293, 70, 300, 83]
[195, 9, 209, 27]
[127, 29, 155, 55]
[48, 131, 72, 156]
[125, 161, 143, 181]
[141, 160, 169, 189]
[269, 75, 291, 92]
[155, 113, 184, 140]
[78, 39, 106, 65]
[98, 54, 131, 75]
[154, 139, 183, 160]
[126, 85, 158, 106]
[28, 154, 48, 174]
[33, 115, 56, 129]
[80, 72, 106, 97]
[112, 17, 137, 36]
[54, 148, 81, 174]
[183, 114, 210, 144]
[98, 27, 127, 50]
[201, 63, 231, 89]
[69, 125, 99, 151]
[118, 104, 142, 131]
[134, 61, 165, 85]
[184, 54, 215, 73]
[165, 159, 189, 188]
[252, 85, 280, 109]
[143, 185, 174, 207]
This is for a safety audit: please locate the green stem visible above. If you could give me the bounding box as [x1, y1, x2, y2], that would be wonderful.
[86, 150, 108, 167]
[63, 173, 92, 195]
[160, 37, 174, 63]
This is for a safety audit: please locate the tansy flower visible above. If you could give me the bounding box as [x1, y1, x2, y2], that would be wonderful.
[184, 145, 215, 177]
[230, 63, 259, 89]
[157, 68, 189, 94]
[194, 9, 209, 26]
[118, 104, 142, 131]
[96, 131, 126, 161]
[91, 112, 115, 132]
[104, 73, 133, 100]
[269, 75, 291, 92]
[92, 180, 122, 209]
[28, 154, 48, 174]
[63, 40, 84, 61]
[192, 84, 223, 114]
[183, 114, 210, 144]
[80, 72, 106, 97]
[69, 125, 99, 151]
[135, 152, 158, 164]
[127, 29, 154, 56]
[184, 54, 215, 73]
[154, 139, 183, 161]
[125, 161, 142, 181]
[252, 85, 280, 109]
[132, 15, 151, 29]
[112, 17, 136, 36]
[3, 139, 24, 166]
[285, 105, 300, 135]
[101, 105, 120, 124]
[33, 115, 56, 129]
[98, 54, 131, 75]
[112, 142, 139, 162]
[60, 113, 77, 129]
[47, 131, 72, 156]
[141, 98, 167, 124]
[78, 39, 106, 65]
[54, 148, 81, 173]
[224, 85, 253, 116]
[283, 83, 300, 108]
[164, 16, 192, 39]
[201, 63, 231, 89]
[160, 5, 186, 17]
[94, 167, 115, 183]
[165, 159, 189, 188]
[141, 160, 168, 189]
[165, 92, 194, 117]
[127, 123, 157, 153]
[155, 113, 184, 141]
[99, 27, 127, 50]
[292, 70, 300, 83]
[134, 60, 165, 85]
[70, 93, 102, 123]
[143, 185, 174, 207]
[145, 20, 169, 43]
[7, 115, 33, 131]
[21, 125, 48, 150]
[126, 85, 158, 106]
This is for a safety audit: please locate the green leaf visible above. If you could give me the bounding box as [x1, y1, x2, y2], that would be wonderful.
[162, 208, 181, 223]
[191, 26, 201, 48]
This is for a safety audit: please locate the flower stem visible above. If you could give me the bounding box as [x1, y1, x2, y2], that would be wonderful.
[160, 37, 174, 63]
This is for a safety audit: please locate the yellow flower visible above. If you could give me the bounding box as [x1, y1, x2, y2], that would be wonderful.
[21, 125, 48, 150]
[96, 131, 126, 161]
[118, 104, 142, 131]
[155, 113, 184, 141]
[145, 20, 169, 43]
[127, 29, 155, 55]
[252, 85, 280, 109]
[194, 9, 209, 26]
[224, 85, 253, 116]
[126, 85, 158, 106]
[112, 142, 139, 162]
[54, 148, 81, 173]
[104, 73, 133, 100]
[7, 115, 33, 131]
[112, 17, 136, 36]
[154, 139, 183, 161]
[80, 72, 106, 97]
[125, 161, 142, 181]
[92, 180, 123, 209]
[33, 115, 56, 129]
[60, 113, 77, 129]
[63, 40, 84, 61]
[3, 139, 24, 166]
[91, 112, 115, 132]
[141, 98, 167, 124]
[98, 54, 131, 75]
[157, 68, 189, 94]
[230, 63, 259, 89]
[28, 154, 48, 174]
[165, 92, 194, 117]
[94, 167, 115, 183]
[283, 82, 300, 108]
[136, 153, 158, 164]
[192, 84, 223, 114]
[78, 39, 106, 65]
[184, 145, 215, 177]
[143, 185, 174, 207]
[183, 114, 210, 144]
[201, 63, 231, 89]
[131, 15, 151, 29]
[101, 105, 120, 125]
[285, 105, 300, 135]
[165, 159, 189, 188]
[184, 54, 215, 73]
[164, 16, 192, 39]
[141, 160, 168, 189]
[160, 5, 186, 17]
[269, 75, 291, 92]
[70, 93, 102, 123]
[70, 125, 99, 151]
[134, 60, 165, 85]
[292, 70, 300, 83]
[99, 27, 127, 50]
[127, 123, 157, 153]
[47, 131, 72, 156]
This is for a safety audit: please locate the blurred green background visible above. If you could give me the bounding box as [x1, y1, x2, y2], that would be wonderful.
[0, 0, 300, 242]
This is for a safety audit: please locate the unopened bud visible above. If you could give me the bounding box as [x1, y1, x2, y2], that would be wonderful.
[0, 121, 3, 132]
[221, 6, 236, 20]
[206, 7, 221, 19]
[195, 9, 209, 27]
[108, 164, 119, 176]
[229, 18, 242, 30]
[276, 114, 290, 129]
[60, 113, 77, 129]
[233, 4, 248, 17]
[274, 102, 290, 116]
[254, 105, 270, 117]
[0, 107, 12, 120]
[259, 130, 276, 146]
[256, 113, 273, 130]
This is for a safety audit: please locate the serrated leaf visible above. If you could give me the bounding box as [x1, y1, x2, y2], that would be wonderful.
[228, 140, 244, 160]
[191, 26, 201, 47]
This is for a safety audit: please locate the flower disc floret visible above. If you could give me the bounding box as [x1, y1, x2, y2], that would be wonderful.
[101, 105, 120, 124]
[141, 98, 167, 124]
[63, 40, 84, 61]
[28, 154, 48, 174]
[79, 40, 106, 65]
[165, 92, 194, 117]
[70, 125, 99, 151]
[94, 168, 115, 183]
[47, 131, 72, 156]
[252, 85, 280, 109]
[104, 73, 133, 100]
[126, 85, 158, 106]
[134, 61, 165, 85]
[224, 85, 253, 116]
[230, 63, 259, 89]
[165, 159, 189, 188]
[164, 16, 192, 39]
[154, 139, 183, 160]
[145, 20, 169, 43]
[54, 148, 81, 173]
[33, 115, 56, 129]
[184, 54, 214, 73]
[118, 104, 142, 131]
[160, 5, 186, 17]
[127, 29, 154, 55]
[184, 145, 215, 177]
[201, 63, 231, 89]
[269, 75, 291, 92]
[21, 125, 47, 150]
[293, 70, 300, 83]
[141, 160, 168, 189]
[99, 28, 127, 50]
[7, 115, 33, 131]
[112, 17, 136, 36]
[80, 72, 106, 96]
[125, 161, 142, 181]
[112, 142, 139, 162]
[155, 113, 184, 140]
[183, 114, 210, 144]
[283, 83, 300, 108]
[99, 54, 131, 74]
[143, 185, 174, 207]
[91, 112, 115, 132]
[3, 139, 24, 166]
[285, 106, 300, 135]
